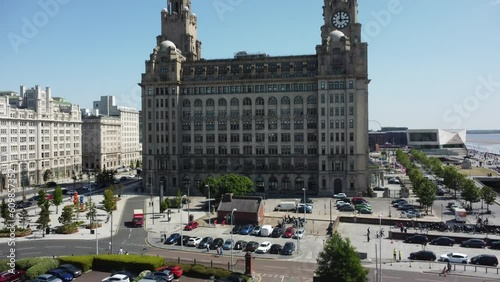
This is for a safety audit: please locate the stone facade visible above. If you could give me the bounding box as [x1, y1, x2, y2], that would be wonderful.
[0, 85, 82, 188]
[140, 0, 370, 198]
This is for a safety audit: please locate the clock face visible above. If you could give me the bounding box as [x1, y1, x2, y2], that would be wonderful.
[331, 11, 350, 29]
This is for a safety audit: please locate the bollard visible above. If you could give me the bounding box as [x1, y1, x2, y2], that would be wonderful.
[194, 259, 196, 265]
[178, 257, 180, 264]
[228, 262, 230, 271]
[390, 259, 392, 266]
[409, 261, 411, 268]
[211, 260, 213, 268]
[475, 266, 477, 272]
[429, 262, 431, 269]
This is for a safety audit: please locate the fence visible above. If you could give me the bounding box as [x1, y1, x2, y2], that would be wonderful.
[397, 260, 500, 275]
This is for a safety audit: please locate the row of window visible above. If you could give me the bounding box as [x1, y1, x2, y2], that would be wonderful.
[180, 144, 355, 156]
[181, 132, 355, 143]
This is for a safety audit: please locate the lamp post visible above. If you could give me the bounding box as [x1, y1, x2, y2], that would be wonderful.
[184, 179, 191, 222]
[206, 185, 211, 226]
[302, 188, 306, 222]
[379, 214, 383, 282]
[230, 208, 237, 271]
[180, 195, 187, 250]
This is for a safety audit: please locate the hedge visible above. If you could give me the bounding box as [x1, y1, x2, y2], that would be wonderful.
[16, 257, 55, 270]
[164, 262, 249, 281]
[24, 258, 59, 279]
[58, 255, 94, 272]
[92, 254, 164, 273]
[0, 260, 10, 272]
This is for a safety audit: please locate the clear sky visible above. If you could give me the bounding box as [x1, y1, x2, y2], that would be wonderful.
[1, 0, 499, 130]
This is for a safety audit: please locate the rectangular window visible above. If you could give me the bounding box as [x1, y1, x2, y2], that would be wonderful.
[281, 133, 291, 142]
[349, 93, 354, 103]
[349, 119, 354, 129]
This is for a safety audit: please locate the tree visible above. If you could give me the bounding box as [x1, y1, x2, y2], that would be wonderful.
[199, 173, 254, 201]
[442, 166, 462, 198]
[416, 180, 437, 213]
[316, 231, 368, 281]
[0, 199, 9, 226]
[135, 160, 141, 169]
[42, 169, 53, 184]
[481, 186, 497, 212]
[37, 189, 49, 207]
[18, 209, 31, 229]
[52, 186, 63, 214]
[85, 201, 97, 224]
[102, 188, 116, 213]
[36, 202, 51, 237]
[58, 205, 74, 225]
[461, 179, 481, 209]
[96, 169, 117, 187]
[130, 161, 135, 170]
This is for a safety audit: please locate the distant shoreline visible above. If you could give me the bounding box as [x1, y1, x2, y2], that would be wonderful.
[467, 130, 500, 134]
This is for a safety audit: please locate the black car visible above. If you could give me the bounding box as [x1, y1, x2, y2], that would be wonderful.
[197, 237, 214, 249]
[404, 235, 428, 244]
[461, 239, 486, 248]
[234, 240, 247, 250]
[15, 201, 32, 209]
[57, 264, 82, 277]
[245, 241, 260, 252]
[271, 227, 283, 238]
[490, 241, 500, 250]
[336, 198, 351, 204]
[280, 242, 296, 255]
[231, 225, 243, 234]
[471, 254, 499, 266]
[176, 235, 192, 246]
[409, 250, 436, 261]
[338, 205, 355, 212]
[373, 187, 385, 191]
[269, 244, 283, 254]
[300, 198, 313, 204]
[210, 238, 224, 250]
[430, 237, 455, 246]
[164, 233, 181, 245]
[399, 204, 414, 211]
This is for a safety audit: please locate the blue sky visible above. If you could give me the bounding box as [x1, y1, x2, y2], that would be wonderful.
[1, 0, 499, 130]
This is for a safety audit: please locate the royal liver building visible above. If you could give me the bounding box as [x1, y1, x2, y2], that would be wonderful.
[140, 0, 369, 197]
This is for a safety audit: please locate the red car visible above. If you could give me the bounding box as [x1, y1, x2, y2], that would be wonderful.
[157, 265, 183, 279]
[0, 269, 25, 282]
[184, 221, 199, 231]
[283, 227, 295, 238]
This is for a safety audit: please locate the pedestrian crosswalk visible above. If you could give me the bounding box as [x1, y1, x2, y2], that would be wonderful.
[258, 273, 312, 281]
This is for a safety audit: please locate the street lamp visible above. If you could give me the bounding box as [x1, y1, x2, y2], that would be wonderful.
[184, 179, 191, 222]
[302, 188, 306, 222]
[379, 214, 383, 282]
[230, 208, 237, 271]
[206, 185, 211, 226]
[180, 195, 187, 250]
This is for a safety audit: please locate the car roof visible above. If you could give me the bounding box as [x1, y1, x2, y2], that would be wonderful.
[111, 274, 129, 278]
[445, 252, 467, 257]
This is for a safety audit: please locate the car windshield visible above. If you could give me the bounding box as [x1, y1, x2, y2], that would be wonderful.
[260, 243, 268, 247]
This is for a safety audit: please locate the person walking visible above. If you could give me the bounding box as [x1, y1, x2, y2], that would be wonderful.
[393, 249, 397, 261]
[220, 247, 224, 257]
[118, 247, 123, 255]
[398, 250, 402, 262]
[206, 244, 210, 252]
[108, 242, 111, 250]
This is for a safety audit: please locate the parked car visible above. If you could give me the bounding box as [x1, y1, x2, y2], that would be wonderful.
[234, 240, 247, 250]
[392, 199, 408, 208]
[373, 186, 385, 191]
[46, 269, 73, 282]
[338, 205, 356, 212]
[15, 201, 32, 209]
[269, 244, 283, 254]
[300, 198, 313, 204]
[245, 241, 260, 252]
[438, 253, 468, 264]
[430, 237, 455, 246]
[256, 242, 272, 253]
[336, 201, 349, 208]
[470, 254, 499, 266]
[336, 198, 351, 204]
[297, 204, 313, 213]
[144, 270, 174, 282]
[352, 197, 368, 205]
[251, 226, 261, 236]
[156, 265, 183, 279]
[210, 238, 224, 250]
[359, 208, 373, 214]
[355, 204, 372, 211]
[271, 227, 283, 238]
[197, 237, 214, 249]
[402, 210, 422, 218]
[334, 193, 347, 198]
[231, 225, 243, 234]
[404, 235, 428, 244]
[461, 239, 487, 248]
[409, 250, 436, 261]
[176, 235, 192, 246]
[282, 227, 295, 238]
[164, 233, 181, 245]
[293, 229, 305, 240]
[398, 204, 414, 211]
[34, 274, 63, 282]
[281, 242, 296, 255]
[187, 237, 202, 247]
[184, 221, 199, 231]
[120, 176, 128, 181]
[223, 239, 234, 250]
[490, 241, 500, 250]
[239, 224, 254, 235]
[0, 269, 25, 282]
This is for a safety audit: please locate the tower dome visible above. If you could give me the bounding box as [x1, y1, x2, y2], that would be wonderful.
[159, 40, 176, 52]
[329, 30, 346, 42]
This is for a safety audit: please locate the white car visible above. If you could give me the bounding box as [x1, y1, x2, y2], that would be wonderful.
[251, 225, 261, 236]
[256, 241, 272, 253]
[293, 229, 305, 239]
[336, 201, 349, 208]
[334, 193, 347, 199]
[102, 274, 130, 282]
[438, 253, 468, 264]
[187, 237, 202, 247]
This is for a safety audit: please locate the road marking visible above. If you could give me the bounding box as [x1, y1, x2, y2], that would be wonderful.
[16, 247, 35, 250]
[416, 279, 440, 282]
[74, 246, 92, 249]
[45, 246, 65, 248]
[262, 266, 287, 269]
[21, 252, 41, 255]
[298, 268, 315, 272]
[383, 276, 401, 279]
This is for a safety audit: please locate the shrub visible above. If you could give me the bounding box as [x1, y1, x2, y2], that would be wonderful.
[0, 228, 32, 237]
[187, 264, 209, 278]
[58, 255, 94, 272]
[92, 254, 164, 274]
[24, 258, 59, 279]
[0, 260, 11, 272]
[56, 224, 78, 234]
[16, 257, 54, 270]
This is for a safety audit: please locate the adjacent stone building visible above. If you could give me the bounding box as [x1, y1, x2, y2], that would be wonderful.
[140, 0, 370, 198]
[0, 85, 82, 188]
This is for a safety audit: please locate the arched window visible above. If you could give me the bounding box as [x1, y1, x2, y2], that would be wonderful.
[295, 176, 304, 190]
[206, 99, 215, 107]
[194, 99, 203, 107]
[243, 97, 252, 106]
[282, 176, 291, 190]
[218, 98, 227, 107]
[256, 175, 265, 192]
[182, 100, 191, 107]
[307, 95, 317, 104]
[281, 97, 290, 105]
[294, 96, 303, 104]
[269, 176, 278, 190]
[256, 97, 265, 106]
[268, 97, 277, 105]
[230, 98, 239, 106]
[308, 177, 317, 190]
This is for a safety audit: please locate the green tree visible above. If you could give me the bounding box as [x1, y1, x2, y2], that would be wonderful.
[58, 205, 74, 225]
[42, 169, 53, 184]
[52, 186, 64, 214]
[135, 160, 141, 169]
[416, 180, 437, 213]
[316, 231, 368, 281]
[130, 161, 135, 170]
[0, 199, 9, 226]
[85, 201, 97, 224]
[37, 189, 49, 207]
[442, 166, 462, 198]
[95, 168, 117, 187]
[461, 179, 481, 209]
[481, 186, 497, 212]
[160, 200, 168, 213]
[102, 188, 116, 213]
[18, 209, 31, 229]
[36, 202, 51, 237]
[199, 173, 254, 201]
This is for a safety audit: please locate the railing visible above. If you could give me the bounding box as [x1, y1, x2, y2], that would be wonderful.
[400, 260, 500, 275]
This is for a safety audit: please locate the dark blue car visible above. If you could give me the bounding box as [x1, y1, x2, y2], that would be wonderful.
[239, 224, 254, 235]
[46, 269, 73, 281]
[165, 233, 181, 244]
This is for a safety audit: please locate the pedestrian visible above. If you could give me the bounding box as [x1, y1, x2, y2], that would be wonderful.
[447, 261, 451, 273]
[393, 249, 397, 261]
[118, 247, 123, 255]
[367, 233, 370, 242]
[400, 224, 404, 233]
[220, 247, 224, 257]
[398, 250, 401, 262]
[108, 242, 111, 250]
[367, 227, 370, 236]
[216, 247, 220, 256]
[207, 244, 210, 252]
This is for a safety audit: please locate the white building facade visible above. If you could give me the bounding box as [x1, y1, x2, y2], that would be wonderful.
[0, 85, 82, 189]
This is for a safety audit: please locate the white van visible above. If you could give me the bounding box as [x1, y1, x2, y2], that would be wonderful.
[274, 201, 297, 211]
[259, 225, 273, 237]
[455, 208, 467, 223]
